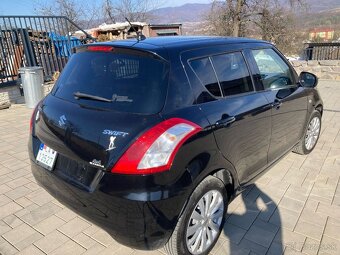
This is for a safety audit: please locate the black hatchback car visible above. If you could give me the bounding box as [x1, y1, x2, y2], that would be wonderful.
[29, 36, 323, 255]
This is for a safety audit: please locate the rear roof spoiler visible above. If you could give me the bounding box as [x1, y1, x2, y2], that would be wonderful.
[72, 44, 169, 63]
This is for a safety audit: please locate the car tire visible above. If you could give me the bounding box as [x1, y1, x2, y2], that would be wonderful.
[293, 110, 322, 155]
[165, 175, 228, 255]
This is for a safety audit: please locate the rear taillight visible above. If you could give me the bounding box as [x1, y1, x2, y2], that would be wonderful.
[111, 118, 202, 175]
[29, 111, 34, 134]
[30, 105, 40, 134]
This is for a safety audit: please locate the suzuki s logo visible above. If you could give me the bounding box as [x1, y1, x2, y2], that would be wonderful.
[58, 115, 67, 127]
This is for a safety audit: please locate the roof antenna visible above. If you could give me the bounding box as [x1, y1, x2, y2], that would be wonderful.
[125, 17, 146, 41]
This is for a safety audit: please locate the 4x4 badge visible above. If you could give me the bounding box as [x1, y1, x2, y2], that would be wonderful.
[106, 136, 116, 151]
[89, 159, 104, 168]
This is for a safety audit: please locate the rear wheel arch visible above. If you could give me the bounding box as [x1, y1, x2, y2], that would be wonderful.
[177, 156, 237, 218]
[184, 154, 237, 200]
[315, 104, 323, 115]
[212, 169, 235, 200]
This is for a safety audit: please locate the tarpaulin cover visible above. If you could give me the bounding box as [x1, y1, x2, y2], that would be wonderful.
[49, 32, 82, 57]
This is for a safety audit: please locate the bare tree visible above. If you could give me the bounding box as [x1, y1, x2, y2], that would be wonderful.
[207, 0, 304, 37]
[35, 0, 80, 22]
[102, 0, 162, 23]
[230, 0, 245, 37]
[103, 0, 116, 23]
[206, 1, 233, 36]
[34, 0, 101, 30]
[206, 0, 306, 54]
[253, 0, 307, 54]
[207, 0, 253, 37]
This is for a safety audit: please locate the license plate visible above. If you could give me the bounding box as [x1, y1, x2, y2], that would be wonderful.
[36, 144, 58, 171]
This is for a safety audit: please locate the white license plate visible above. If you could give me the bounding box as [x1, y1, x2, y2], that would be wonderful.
[36, 144, 58, 171]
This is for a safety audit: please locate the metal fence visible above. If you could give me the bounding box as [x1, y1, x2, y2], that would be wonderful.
[303, 42, 340, 61]
[0, 16, 94, 87]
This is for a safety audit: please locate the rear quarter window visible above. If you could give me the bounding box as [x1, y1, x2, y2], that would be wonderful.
[188, 51, 253, 103]
[189, 57, 222, 98]
[52, 50, 169, 114]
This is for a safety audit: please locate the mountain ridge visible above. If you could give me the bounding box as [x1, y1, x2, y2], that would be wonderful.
[149, 1, 340, 24]
[150, 3, 211, 23]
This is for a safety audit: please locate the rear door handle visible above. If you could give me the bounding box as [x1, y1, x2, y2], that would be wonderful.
[215, 116, 236, 128]
[271, 99, 282, 109]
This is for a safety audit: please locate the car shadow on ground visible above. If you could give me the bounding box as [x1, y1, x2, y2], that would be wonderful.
[220, 184, 284, 255]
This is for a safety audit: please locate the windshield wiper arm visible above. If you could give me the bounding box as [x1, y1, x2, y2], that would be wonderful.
[74, 92, 112, 102]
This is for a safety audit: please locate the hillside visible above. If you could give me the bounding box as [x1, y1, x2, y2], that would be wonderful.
[149, 3, 211, 23]
[305, 0, 340, 12]
[84, 1, 340, 34]
[149, 0, 340, 25]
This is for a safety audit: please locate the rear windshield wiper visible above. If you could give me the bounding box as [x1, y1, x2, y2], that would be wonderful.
[74, 92, 112, 102]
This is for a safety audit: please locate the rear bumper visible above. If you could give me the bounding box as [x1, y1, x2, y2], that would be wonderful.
[29, 143, 190, 250]
[31, 161, 187, 250]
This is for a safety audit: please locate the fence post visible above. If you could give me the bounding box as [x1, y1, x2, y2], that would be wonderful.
[0, 15, 95, 87]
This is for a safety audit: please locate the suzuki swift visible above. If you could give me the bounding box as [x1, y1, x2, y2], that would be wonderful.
[29, 36, 323, 255]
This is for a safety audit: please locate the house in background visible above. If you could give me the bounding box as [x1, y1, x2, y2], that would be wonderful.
[309, 27, 335, 42]
[74, 22, 146, 41]
[74, 23, 182, 41]
[143, 24, 182, 37]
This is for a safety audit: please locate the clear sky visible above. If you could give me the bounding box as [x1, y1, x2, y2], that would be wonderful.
[0, 0, 212, 15]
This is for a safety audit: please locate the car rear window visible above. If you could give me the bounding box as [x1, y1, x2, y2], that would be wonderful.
[52, 50, 169, 114]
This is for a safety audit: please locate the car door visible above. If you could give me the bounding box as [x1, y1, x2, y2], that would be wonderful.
[249, 48, 308, 163]
[185, 50, 272, 184]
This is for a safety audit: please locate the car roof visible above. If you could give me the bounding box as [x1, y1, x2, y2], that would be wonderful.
[116, 35, 262, 45]
[106, 36, 266, 49]
[106, 36, 268, 48]
[91, 36, 269, 60]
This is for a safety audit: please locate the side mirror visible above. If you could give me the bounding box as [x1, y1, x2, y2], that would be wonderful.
[299, 72, 318, 88]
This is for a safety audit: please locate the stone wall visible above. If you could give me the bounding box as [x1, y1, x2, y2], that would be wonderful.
[290, 60, 340, 80]
[0, 83, 54, 106]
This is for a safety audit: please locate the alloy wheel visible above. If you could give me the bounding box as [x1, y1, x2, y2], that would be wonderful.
[305, 116, 321, 150]
[186, 190, 224, 254]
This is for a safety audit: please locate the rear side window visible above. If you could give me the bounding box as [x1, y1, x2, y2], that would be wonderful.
[211, 52, 253, 96]
[189, 57, 222, 97]
[52, 51, 169, 114]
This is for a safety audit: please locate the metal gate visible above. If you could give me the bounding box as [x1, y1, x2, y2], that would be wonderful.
[0, 16, 94, 87]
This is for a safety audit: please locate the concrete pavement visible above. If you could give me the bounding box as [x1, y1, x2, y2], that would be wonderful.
[0, 80, 339, 255]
